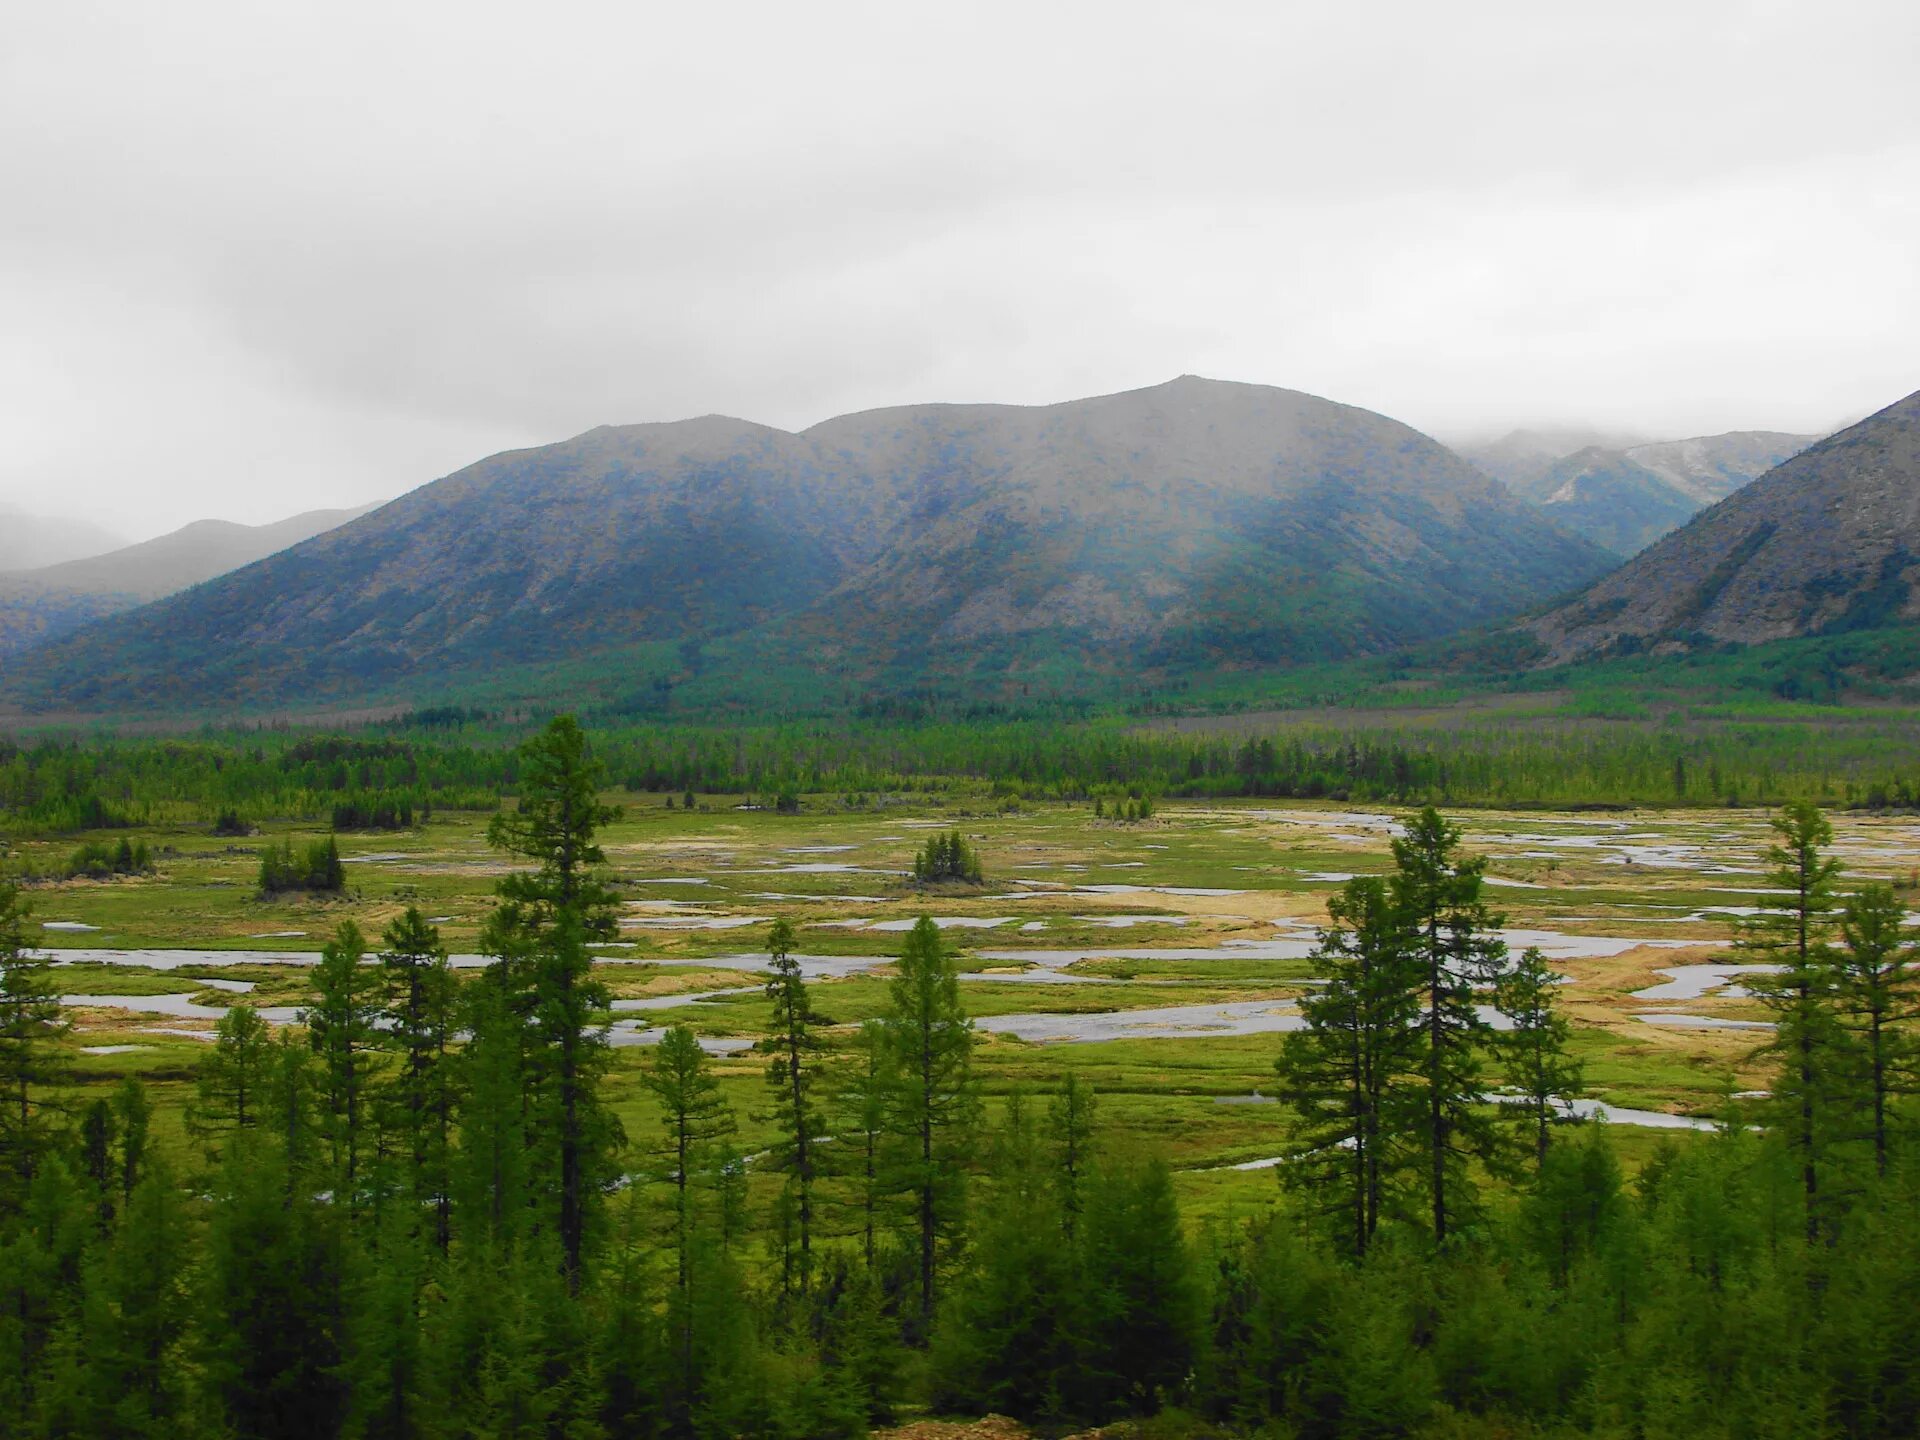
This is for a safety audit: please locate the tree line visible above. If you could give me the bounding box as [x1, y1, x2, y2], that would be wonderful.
[1, 725, 1918, 1437]
[10, 706, 1920, 839]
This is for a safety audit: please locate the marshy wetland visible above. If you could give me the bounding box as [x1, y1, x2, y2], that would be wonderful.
[27, 793, 1908, 1211]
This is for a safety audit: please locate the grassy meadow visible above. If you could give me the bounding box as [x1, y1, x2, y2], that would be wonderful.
[19, 787, 1894, 1227]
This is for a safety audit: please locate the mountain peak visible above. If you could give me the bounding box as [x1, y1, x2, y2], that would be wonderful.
[5, 377, 1612, 711]
[1527, 388, 1920, 659]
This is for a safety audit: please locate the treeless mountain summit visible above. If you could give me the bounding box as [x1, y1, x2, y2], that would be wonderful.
[1527, 390, 1920, 662]
[8, 377, 1613, 711]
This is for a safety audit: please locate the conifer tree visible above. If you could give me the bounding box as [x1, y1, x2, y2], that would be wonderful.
[763, 917, 822, 1293]
[879, 915, 978, 1327]
[930, 1095, 1077, 1419]
[1390, 806, 1505, 1245]
[1048, 1071, 1098, 1237]
[453, 975, 528, 1249]
[647, 1024, 736, 1293]
[1275, 875, 1419, 1256]
[0, 879, 66, 1199]
[112, 1077, 151, 1204]
[379, 906, 457, 1246]
[1835, 881, 1916, 1177]
[268, 1030, 323, 1187]
[190, 1003, 272, 1150]
[1495, 945, 1584, 1170]
[75, 1160, 191, 1435]
[306, 918, 379, 1194]
[646, 1023, 736, 1420]
[483, 714, 623, 1285]
[199, 1140, 350, 1440]
[1079, 1155, 1196, 1417]
[835, 1019, 892, 1272]
[1740, 800, 1845, 1239]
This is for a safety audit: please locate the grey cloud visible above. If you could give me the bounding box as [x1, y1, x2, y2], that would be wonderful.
[2, 0, 1916, 538]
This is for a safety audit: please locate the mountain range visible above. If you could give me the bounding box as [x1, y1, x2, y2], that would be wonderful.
[0, 504, 127, 571]
[1527, 391, 1920, 662]
[0, 507, 376, 661]
[1461, 429, 1818, 557]
[2, 377, 1616, 712]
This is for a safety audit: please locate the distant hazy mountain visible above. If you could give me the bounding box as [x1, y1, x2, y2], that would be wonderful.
[5, 377, 1614, 711]
[0, 505, 126, 571]
[1621, 431, 1819, 506]
[1463, 427, 1819, 557]
[1530, 448, 1703, 558]
[1528, 392, 1920, 661]
[1457, 427, 1655, 503]
[0, 505, 377, 661]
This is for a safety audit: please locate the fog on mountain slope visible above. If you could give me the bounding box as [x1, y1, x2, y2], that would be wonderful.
[2, 377, 1615, 713]
[1464, 428, 1818, 558]
[0, 505, 128, 571]
[1528, 391, 1920, 662]
[1456, 427, 1658, 502]
[0, 504, 379, 661]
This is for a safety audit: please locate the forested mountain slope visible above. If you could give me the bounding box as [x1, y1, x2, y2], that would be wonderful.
[6, 377, 1613, 711]
[0, 505, 375, 659]
[1528, 391, 1920, 661]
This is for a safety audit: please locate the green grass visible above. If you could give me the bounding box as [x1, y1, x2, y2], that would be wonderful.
[31, 790, 1838, 1229]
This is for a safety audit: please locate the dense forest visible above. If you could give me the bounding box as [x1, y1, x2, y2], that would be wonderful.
[8, 694, 1920, 844]
[2, 717, 1918, 1439]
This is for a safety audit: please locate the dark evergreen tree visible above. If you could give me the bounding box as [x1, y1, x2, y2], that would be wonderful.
[378, 905, 457, 1246]
[0, 878, 66, 1201]
[1835, 881, 1916, 1177]
[762, 916, 822, 1294]
[930, 1096, 1078, 1420]
[1390, 806, 1505, 1244]
[646, 1022, 736, 1423]
[1740, 800, 1846, 1240]
[73, 1160, 192, 1437]
[306, 918, 379, 1195]
[1275, 875, 1419, 1256]
[189, 1003, 272, 1152]
[1495, 944, 1584, 1169]
[834, 1019, 892, 1272]
[111, 1077, 151, 1204]
[1077, 1154, 1196, 1418]
[483, 713, 623, 1286]
[879, 915, 978, 1328]
[647, 1023, 736, 1293]
[198, 1141, 350, 1440]
[1048, 1071, 1097, 1238]
[451, 975, 528, 1250]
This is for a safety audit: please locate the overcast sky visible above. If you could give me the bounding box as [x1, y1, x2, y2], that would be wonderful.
[4, 0, 1916, 541]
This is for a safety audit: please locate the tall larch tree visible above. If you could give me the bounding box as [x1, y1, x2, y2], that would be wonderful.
[1275, 875, 1419, 1257]
[1389, 807, 1505, 1245]
[306, 919, 379, 1197]
[1494, 945, 1584, 1171]
[1835, 881, 1915, 1178]
[379, 906, 458, 1246]
[880, 915, 979, 1329]
[483, 713, 623, 1286]
[762, 917, 822, 1294]
[0, 879, 65, 1203]
[1739, 800, 1845, 1241]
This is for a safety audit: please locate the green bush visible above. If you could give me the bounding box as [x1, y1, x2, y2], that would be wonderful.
[257, 835, 346, 895]
[65, 837, 152, 879]
[912, 829, 983, 884]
